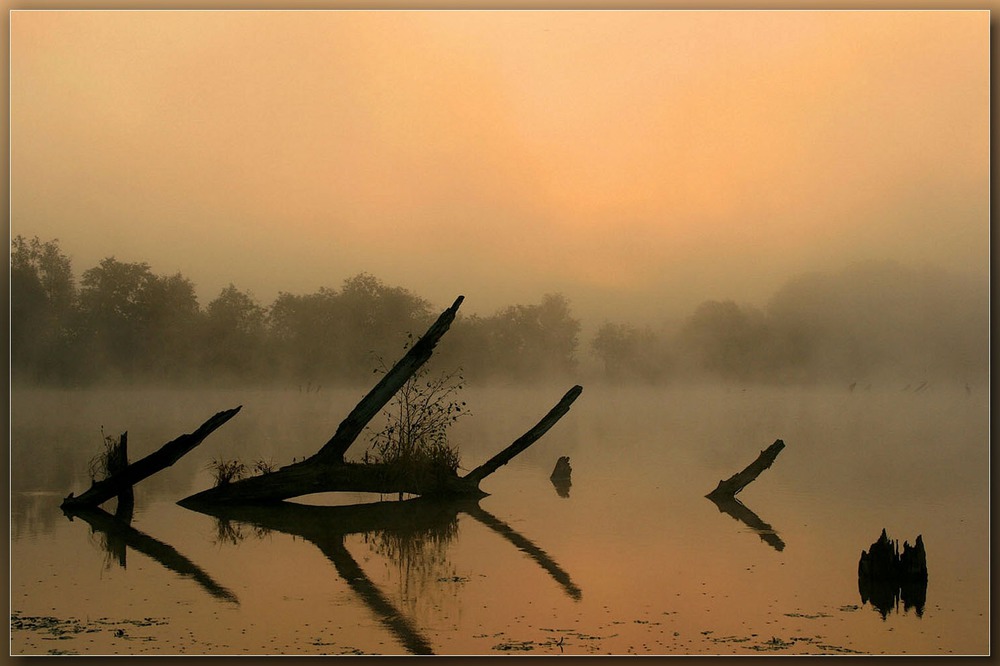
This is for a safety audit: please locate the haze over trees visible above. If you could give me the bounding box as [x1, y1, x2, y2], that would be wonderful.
[10, 236, 988, 389]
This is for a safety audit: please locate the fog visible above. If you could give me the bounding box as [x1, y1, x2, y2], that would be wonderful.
[10, 10, 988, 386]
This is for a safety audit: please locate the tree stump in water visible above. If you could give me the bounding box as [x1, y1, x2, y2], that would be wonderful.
[550, 456, 572, 498]
[858, 529, 928, 618]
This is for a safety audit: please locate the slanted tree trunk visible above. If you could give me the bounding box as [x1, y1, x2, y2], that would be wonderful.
[706, 439, 785, 500]
[308, 295, 465, 465]
[463, 385, 583, 485]
[61, 407, 242, 510]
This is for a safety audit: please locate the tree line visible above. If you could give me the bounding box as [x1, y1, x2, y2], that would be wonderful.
[11, 236, 988, 387]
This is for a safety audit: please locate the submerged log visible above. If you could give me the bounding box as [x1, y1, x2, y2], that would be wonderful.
[550, 456, 572, 481]
[706, 439, 785, 500]
[61, 407, 242, 510]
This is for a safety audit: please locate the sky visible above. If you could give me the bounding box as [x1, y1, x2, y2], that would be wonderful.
[9, 9, 990, 325]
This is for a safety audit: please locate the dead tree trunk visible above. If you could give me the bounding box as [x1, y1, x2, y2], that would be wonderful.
[706, 439, 785, 500]
[106, 431, 135, 521]
[463, 385, 583, 485]
[61, 407, 242, 510]
[308, 295, 465, 465]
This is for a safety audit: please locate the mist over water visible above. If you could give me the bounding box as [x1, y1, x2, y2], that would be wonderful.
[10, 381, 989, 655]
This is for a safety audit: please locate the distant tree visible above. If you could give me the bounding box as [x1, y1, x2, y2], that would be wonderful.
[10, 236, 77, 381]
[484, 293, 581, 380]
[203, 284, 267, 380]
[591, 321, 670, 383]
[143, 272, 201, 377]
[676, 300, 769, 381]
[267, 289, 340, 381]
[77, 258, 200, 380]
[337, 273, 433, 377]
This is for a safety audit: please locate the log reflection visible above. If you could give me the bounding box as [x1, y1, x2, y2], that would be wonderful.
[706, 495, 785, 552]
[63, 505, 239, 604]
[464, 504, 582, 600]
[181, 496, 583, 653]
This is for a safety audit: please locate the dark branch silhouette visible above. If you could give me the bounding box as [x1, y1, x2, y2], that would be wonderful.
[61, 407, 242, 510]
[706, 439, 785, 500]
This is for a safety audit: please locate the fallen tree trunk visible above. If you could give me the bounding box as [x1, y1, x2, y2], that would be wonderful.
[61, 407, 242, 510]
[706, 439, 785, 500]
[180, 385, 584, 504]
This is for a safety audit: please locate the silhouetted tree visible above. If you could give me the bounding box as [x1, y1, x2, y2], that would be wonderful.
[676, 300, 770, 381]
[266, 274, 433, 384]
[10, 236, 77, 381]
[77, 258, 200, 380]
[482, 293, 580, 380]
[591, 321, 670, 383]
[203, 284, 268, 380]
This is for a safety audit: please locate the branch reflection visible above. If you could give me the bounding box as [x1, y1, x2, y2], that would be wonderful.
[706, 495, 785, 552]
[63, 505, 239, 604]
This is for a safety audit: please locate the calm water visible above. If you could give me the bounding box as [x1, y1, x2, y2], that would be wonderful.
[10, 383, 990, 655]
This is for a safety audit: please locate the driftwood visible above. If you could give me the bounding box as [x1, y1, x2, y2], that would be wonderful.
[858, 529, 928, 618]
[107, 432, 135, 521]
[61, 407, 242, 510]
[706, 439, 785, 500]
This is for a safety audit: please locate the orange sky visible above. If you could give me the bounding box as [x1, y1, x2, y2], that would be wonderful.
[10, 10, 989, 323]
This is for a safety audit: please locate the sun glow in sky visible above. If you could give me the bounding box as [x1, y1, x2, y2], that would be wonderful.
[10, 9, 989, 323]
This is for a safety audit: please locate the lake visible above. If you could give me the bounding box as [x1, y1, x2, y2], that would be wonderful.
[10, 382, 990, 655]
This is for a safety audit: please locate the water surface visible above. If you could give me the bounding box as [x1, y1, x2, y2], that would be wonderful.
[10, 383, 989, 655]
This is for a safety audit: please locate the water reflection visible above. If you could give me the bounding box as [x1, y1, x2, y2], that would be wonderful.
[706, 495, 785, 552]
[464, 503, 582, 600]
[550, 456, 572, 498]
[858, 575, 927, 619]
[550, 476, 572, 498]
[182, 496, 583, 654]
[62, 505, 239, 604]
